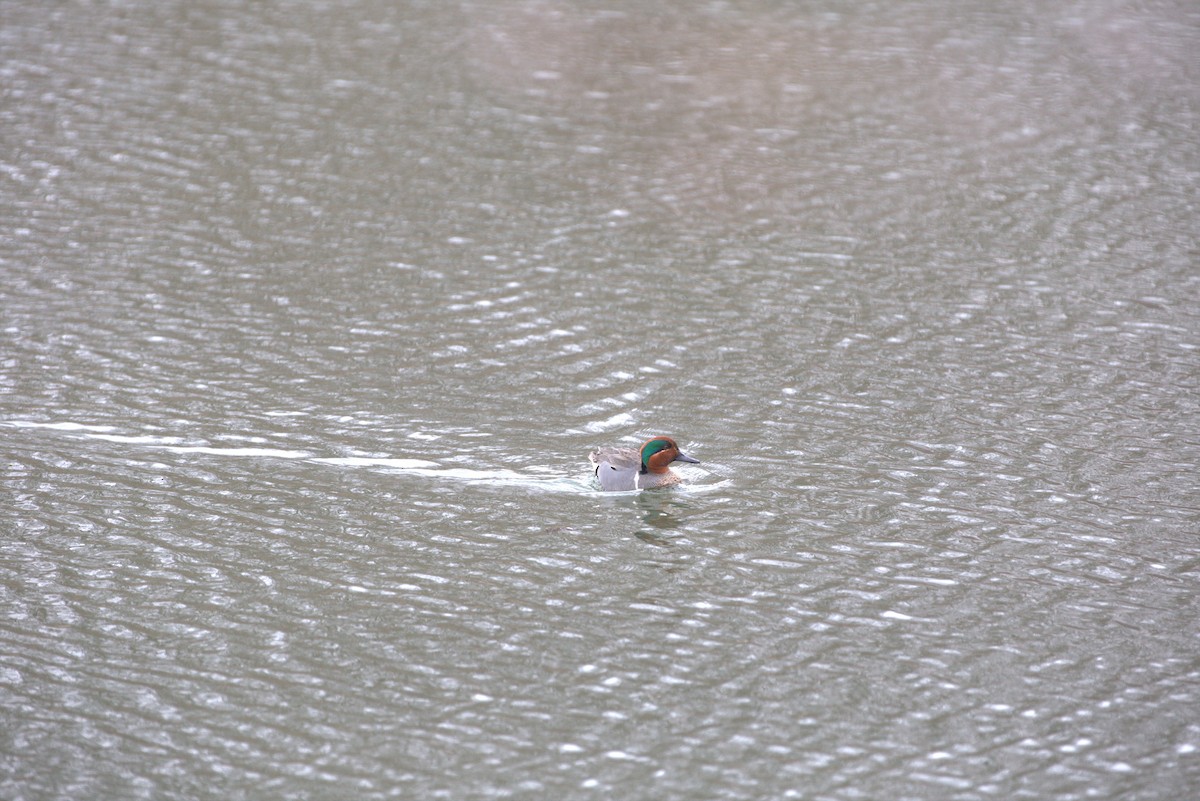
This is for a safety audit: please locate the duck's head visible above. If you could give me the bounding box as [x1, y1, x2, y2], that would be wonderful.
[640, 436, 701, 474]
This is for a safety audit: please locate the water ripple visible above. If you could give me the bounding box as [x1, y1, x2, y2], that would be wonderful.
[4, 1, 1200, 799]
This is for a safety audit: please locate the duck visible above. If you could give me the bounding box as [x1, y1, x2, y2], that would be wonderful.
[588, 436, 700, 491]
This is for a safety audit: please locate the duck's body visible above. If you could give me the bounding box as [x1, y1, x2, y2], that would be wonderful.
[588, 436, 700, 492]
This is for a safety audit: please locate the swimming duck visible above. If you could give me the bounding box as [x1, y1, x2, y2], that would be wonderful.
[588, 436, 700, 491]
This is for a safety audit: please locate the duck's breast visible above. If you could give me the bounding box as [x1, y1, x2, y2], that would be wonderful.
[639, 470, 681, 489]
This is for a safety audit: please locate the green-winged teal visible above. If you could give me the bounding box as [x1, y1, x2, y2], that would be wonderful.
[588, 436, 700, 491]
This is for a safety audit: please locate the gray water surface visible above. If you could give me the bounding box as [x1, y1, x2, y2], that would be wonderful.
[3, 1, 1199, 799]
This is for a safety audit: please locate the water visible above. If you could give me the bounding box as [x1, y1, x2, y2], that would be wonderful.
[3, 1, 1199, 798]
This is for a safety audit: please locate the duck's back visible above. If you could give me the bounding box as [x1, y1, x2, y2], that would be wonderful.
[588, 446, 640, 471]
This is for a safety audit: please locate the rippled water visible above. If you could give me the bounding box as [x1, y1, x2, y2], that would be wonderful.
[3, 1, 1199, 799]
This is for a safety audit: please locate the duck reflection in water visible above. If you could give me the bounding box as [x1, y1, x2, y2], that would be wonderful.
[634, 490, 691, 547]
